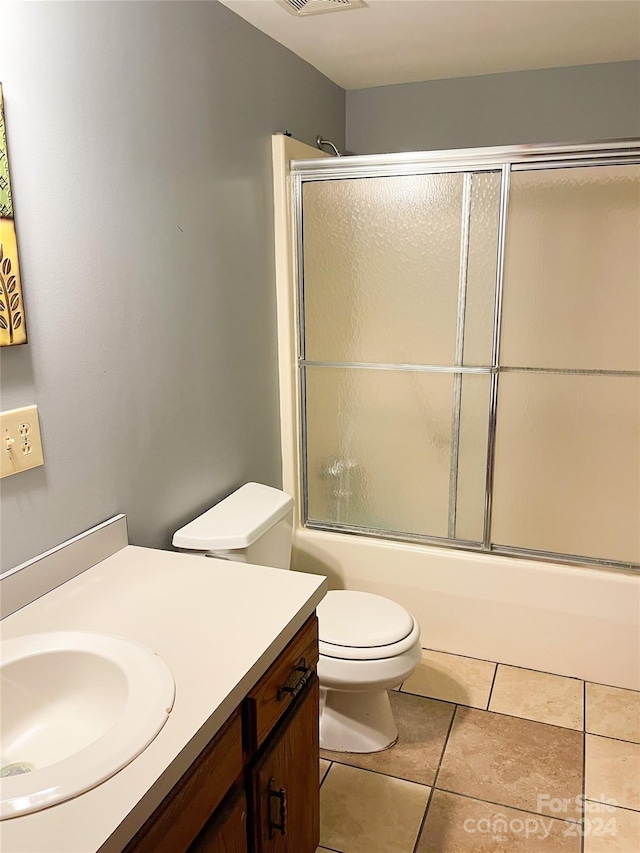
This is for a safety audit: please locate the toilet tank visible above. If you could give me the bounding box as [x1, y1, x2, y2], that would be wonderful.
[172, 483, 294, 569]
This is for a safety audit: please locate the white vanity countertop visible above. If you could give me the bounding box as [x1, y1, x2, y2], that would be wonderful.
[0, 545, 327, 853]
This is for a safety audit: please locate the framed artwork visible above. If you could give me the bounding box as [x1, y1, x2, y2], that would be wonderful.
[0, 83, 27, 346]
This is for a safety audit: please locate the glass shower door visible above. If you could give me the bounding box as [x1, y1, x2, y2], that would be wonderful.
[299, 170, 502, 544]
[492, 164, 640, 564]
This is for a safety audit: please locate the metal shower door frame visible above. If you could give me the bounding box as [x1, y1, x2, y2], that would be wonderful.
[290, 139, 640, 573]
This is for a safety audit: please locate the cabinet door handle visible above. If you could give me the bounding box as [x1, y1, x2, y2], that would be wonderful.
[277, 658, 314, 702]
[268, 778, 287, 838]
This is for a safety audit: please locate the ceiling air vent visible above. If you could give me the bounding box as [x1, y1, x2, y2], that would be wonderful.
[276, 0, 367, 16]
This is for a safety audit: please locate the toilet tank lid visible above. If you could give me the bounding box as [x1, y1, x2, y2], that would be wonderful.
[172, 483, 294, 551]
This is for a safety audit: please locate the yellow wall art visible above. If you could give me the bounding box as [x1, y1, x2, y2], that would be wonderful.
[0, 83, 27, 346]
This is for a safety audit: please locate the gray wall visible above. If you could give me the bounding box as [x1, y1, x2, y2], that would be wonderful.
[0, 1, 344, 571]
[347, 61, 640, 154]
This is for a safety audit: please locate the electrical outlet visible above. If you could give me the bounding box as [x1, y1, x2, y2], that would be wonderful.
[0, 405, 44, 478]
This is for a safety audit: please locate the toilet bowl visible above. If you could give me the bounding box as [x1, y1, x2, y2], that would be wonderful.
[317, 590, 422, 752]
[172, 483, 421, 754]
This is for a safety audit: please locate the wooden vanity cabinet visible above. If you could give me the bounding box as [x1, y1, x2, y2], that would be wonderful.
[188, 785, 248, 853]
[248, 677, 319, 853]
[122, 709, 244, 853]
[123, 616, 320, 853]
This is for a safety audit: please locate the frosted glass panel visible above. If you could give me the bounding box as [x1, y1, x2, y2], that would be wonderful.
[454, 374, 492, 541]
[502, 165, 640, 371]
[296, 156, 638, 567]
[305, 367, 454, 537]
[463, 172, 501, 366]
[303, 174, 464, 365]
[492, 374, 640, 563]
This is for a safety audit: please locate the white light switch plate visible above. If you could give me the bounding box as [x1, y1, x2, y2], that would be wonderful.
[0, 405, 45, 478]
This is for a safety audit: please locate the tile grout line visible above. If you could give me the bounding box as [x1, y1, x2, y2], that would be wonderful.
[432, 786, 583, 825]
[400, 686, 494, 714]
[407, 652, 588, 729]
[411, 703, 460, 853]
[584, 730, 640, 747]
[486, 660, 499, 710]
[400, 689, 588, 735]
[584, 680, 640, 695]
[321, 757, 431, 789]
[473, 705, 585, 733]
[318, 762, 343, 853]
[583, 799, 640, 814]
[423, 645, 586, 679]
[319, 759, 333, 790]
[422, 646, 640, 691]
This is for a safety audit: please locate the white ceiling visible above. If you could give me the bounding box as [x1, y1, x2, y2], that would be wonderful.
[219, 0, 640, 90]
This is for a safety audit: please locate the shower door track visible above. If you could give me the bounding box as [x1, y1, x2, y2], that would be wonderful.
[290, 138, 640, 179]
[304, 519, 640, 573]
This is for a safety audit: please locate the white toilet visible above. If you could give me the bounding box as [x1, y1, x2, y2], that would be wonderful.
[172, 482, 422, 753]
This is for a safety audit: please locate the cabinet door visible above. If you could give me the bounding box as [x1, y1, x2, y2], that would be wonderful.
[249, 676, 320, 853]
[189, 786, 248, 853]
[123, 710, 243, 853]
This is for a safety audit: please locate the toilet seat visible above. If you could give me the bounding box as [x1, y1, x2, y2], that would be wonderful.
[317, 590, 420, 661]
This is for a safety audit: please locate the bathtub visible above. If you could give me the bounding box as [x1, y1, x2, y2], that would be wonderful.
[292, 527, 640, 691]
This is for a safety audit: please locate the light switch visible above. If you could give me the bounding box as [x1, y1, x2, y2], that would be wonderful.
[0, 405, 44, 478]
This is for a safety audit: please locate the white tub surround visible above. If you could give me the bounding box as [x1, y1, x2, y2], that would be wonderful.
[0, 544, 326, 853]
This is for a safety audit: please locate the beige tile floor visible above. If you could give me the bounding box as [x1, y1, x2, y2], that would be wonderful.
[317, 649, 640, 853]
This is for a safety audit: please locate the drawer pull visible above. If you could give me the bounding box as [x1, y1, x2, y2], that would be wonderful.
[277, 659, 313, 702]
[268, 779, 287, 837]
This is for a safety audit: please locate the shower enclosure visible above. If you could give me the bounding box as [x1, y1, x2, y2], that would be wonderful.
[289, 141, 640, 572]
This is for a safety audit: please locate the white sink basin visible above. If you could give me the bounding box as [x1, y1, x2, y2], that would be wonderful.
[0, 631, 175, 819]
